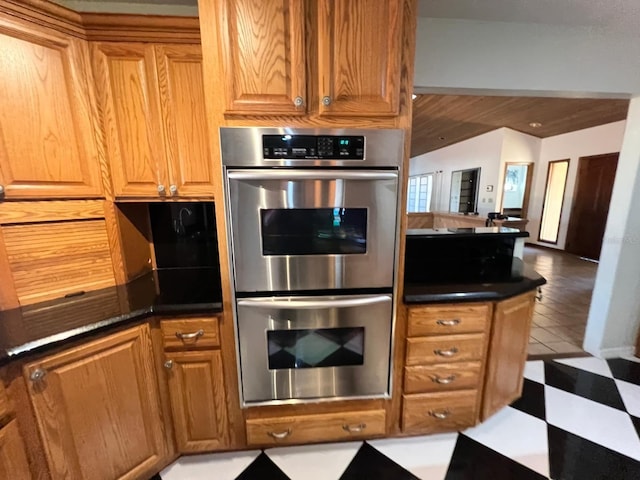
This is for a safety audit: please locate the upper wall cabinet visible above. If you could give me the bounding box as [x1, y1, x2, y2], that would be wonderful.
[92, 43, 214, 198]
[217, 0, 403, 117]
[0, 19, 103, 199]
[218, 0, 307, 115]
[317, 0, 402, 117]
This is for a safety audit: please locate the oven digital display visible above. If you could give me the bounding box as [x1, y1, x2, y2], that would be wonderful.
[262, 134, 365, 159]
[267, 327, 365, 370]
[260, 208, 367, 255]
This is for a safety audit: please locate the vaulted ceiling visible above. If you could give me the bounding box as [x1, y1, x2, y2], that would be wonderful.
[410, 95, 630, 157]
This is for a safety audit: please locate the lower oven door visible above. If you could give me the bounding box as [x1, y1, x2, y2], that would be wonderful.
[237, 293, 392, 405]
[226, 169, 399, 292]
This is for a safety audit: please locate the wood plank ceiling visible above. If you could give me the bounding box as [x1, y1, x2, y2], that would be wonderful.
[410, 95, 630, 157]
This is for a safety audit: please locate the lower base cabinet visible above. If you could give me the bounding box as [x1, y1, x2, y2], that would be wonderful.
[164, 350, 229, 451]
[23, 324, 170, 480]
[246, 410, 387, 447]
[0, 420, 31, 479]
[402, 390, 478, 434]
[481, 292, 536, 420]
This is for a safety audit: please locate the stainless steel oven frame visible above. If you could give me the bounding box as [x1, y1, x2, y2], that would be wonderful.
[219, 127, 406, 408]
[236, 294, 393, 405]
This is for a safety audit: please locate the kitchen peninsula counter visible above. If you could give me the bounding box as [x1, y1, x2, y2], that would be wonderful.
[403, 227, 546, 303]
[0, 267, 223, 362]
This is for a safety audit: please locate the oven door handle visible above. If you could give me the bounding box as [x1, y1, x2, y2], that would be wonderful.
[227, 170, 398, 181]
[237, 295, 391, 309]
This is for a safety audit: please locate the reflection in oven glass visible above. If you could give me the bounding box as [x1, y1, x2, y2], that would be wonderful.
[261, 208, 367, 255]
[267, 327, 364, 369]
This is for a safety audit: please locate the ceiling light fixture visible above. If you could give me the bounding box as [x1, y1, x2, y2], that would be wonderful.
[529, 122, 542, 128]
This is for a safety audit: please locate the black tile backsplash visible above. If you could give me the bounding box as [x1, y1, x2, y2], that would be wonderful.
[149, 202, 220, 269]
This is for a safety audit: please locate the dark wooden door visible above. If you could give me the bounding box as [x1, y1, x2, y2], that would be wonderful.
[565, 153, 618, 260]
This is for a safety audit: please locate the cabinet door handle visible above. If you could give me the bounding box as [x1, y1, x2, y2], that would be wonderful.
[164, 360, 174, 370]
[30, 368, 47, 382]
[267, 429, 292, 439]
[434, 347, 459, 357]
[322, 95, 332, 106]
[432, 374, 457, 384]
[436, 319, 461, 326]
[342, 423, 366, 433]
[157, 184, 166, 194]
[429, 409, 451, 420]
[175, 329, 204, 341]
[294, 96, 304, 107]
[169, 184, 178, 195]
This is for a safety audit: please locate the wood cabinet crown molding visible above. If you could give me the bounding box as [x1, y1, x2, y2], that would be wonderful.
[0, 0, 200, 42]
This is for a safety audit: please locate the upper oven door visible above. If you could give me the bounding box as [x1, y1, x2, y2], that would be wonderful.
[226, 169, 399, 293]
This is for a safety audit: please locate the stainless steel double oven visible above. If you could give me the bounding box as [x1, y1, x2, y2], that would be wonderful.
[221, 127, 404, 406]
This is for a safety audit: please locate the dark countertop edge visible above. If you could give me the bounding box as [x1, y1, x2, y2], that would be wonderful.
[403, 275, 546, 304]
[406, 228, 529, 240]
[1, 302, 223, 363]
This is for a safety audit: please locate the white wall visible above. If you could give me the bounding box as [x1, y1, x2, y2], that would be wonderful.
[54, 0, 198, 16]
[527, 121, 626, 249]
[415, 17, 640, 95]
[584, 98, 640, 356]
[410, 128, 540, 217]
[410, 129, 504, 216]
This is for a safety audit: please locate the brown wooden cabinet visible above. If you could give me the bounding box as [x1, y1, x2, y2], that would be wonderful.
[481, 292, 536, 420]
[401, 303, 492, 435]
[0, 16, 103, 199]
[0, 201, 117, 307]
[161, 316, 230, 453]
[0, 420, 32, 480]
[218, 0, 307, 115]
[92, 42, 214, 198]
[23, 324, 170, 480]
[217, 0, 403, 117]
[316, 0, 402, 116]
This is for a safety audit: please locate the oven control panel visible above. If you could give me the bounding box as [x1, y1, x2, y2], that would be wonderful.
[262, 135, 365, 160]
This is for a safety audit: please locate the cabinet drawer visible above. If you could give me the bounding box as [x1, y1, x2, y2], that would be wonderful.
[406, 334, 485, 365]
[402, 390, 478, 434]
[161, 317, 220, 350]
[246, 409, 386, 446]
[408, 304, 490, 337]
[404, 361, 482, 394]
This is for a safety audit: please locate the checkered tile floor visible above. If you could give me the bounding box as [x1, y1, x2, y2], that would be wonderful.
[156, 356, 640, 480]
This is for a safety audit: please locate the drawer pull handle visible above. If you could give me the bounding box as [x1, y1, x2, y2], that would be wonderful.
[436, 319, 461, 326]
[267, 429, 292, 439]
[343, 423, 367, 433]
[432, 374, 457, 384]
[434, 347, 459, 357]
[429, 409, 451, 420]
[175, 329, 204, 341]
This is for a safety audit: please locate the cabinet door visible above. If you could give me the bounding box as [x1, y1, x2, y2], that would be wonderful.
[92, 43, 167, 197]
[218, 0, 306, 115]
[0, 19, 103, 198]
[24, 324, 169, 480]
[317, 0, 402, 116]
[482, 292, 535, 420]
[0, 420, 32, 480]
[164, 350, 229, 452]
[155, 45, 215, 197]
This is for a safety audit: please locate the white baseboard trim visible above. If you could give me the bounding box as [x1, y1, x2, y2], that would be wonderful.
[588, 346, 636, 358]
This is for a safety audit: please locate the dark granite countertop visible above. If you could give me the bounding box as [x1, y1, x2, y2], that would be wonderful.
[406, 227, 529, 239]
[0, 267, 223, 362]
[404, 263, 546, 304]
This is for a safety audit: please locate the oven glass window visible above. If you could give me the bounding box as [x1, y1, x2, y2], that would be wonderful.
[260, 208, 367, 255]
[267, 327, 364, 370]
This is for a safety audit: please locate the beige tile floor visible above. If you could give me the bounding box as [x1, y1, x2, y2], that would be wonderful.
[524, 245, 598, 356]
